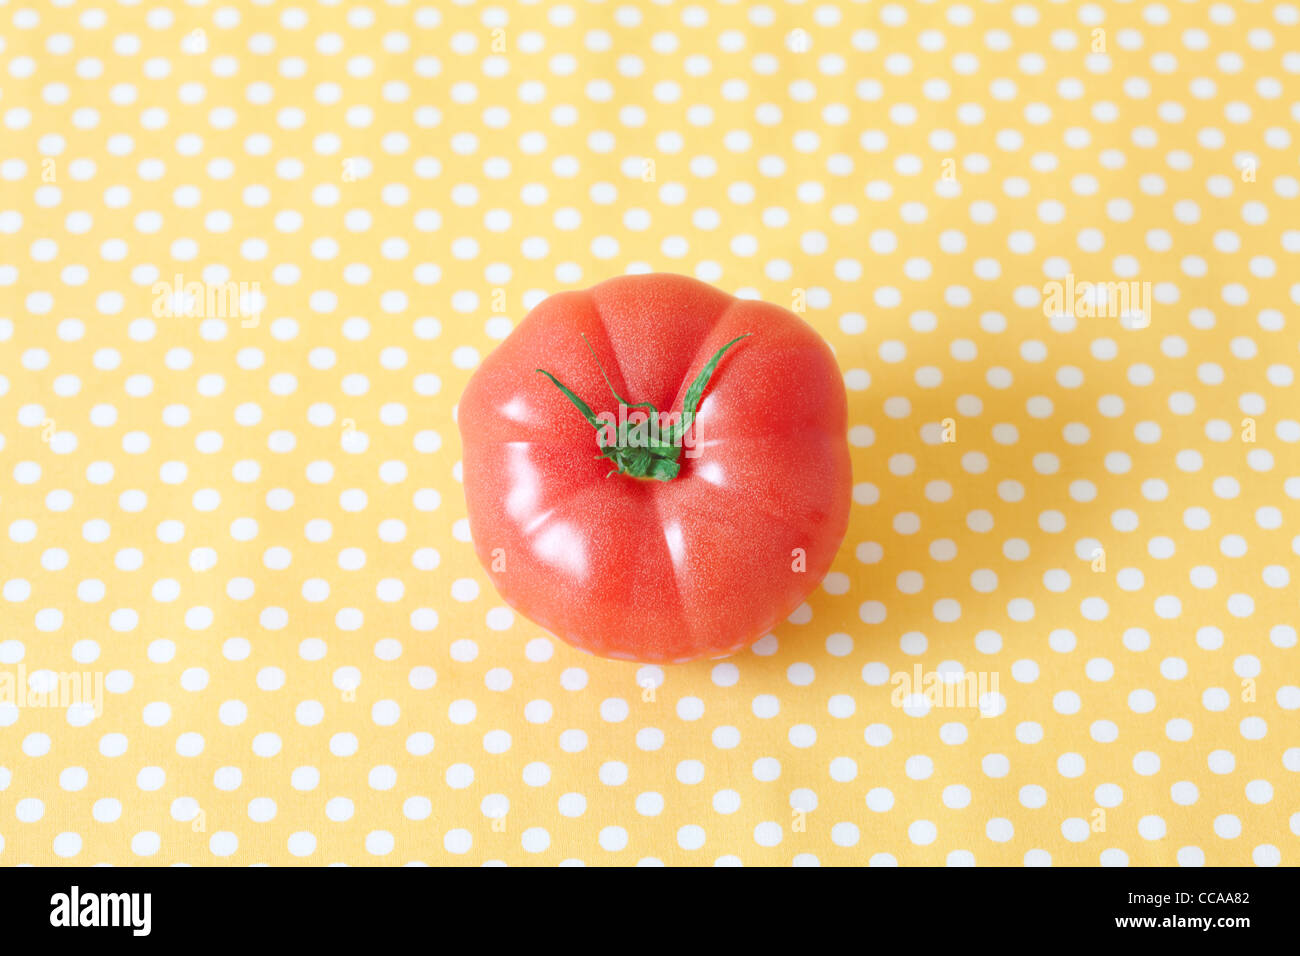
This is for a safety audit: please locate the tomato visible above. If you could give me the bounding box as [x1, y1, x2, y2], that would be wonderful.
[458, 273, 852, 662]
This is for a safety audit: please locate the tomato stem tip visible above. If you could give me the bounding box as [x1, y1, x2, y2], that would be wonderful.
[536, 332, 750, 482]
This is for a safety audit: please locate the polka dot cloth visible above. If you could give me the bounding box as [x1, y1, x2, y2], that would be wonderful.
[1, 1, 1297, 866]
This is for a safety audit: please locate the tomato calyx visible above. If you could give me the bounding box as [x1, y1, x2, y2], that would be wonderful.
[536, 333, 750, 482]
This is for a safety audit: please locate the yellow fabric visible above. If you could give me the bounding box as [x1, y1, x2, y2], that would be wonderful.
[2, 0, 1297, 866]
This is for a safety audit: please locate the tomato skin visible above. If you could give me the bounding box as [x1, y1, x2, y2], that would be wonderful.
[459, 273, 851, 662]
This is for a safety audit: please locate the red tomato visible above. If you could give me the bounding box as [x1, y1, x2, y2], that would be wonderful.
[458, 273, 851, 662]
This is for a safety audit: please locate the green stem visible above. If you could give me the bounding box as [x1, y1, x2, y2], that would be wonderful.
[536, 333, 750, 481]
